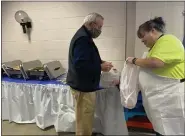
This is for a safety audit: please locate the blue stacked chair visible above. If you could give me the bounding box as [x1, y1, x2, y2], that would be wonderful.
[124, 91, 146, 121]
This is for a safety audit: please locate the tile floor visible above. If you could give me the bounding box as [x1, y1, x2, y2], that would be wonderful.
[2, 121, 155, 135]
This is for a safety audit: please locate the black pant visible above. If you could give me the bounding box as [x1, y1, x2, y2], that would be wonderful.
[155, 132, 164, 136]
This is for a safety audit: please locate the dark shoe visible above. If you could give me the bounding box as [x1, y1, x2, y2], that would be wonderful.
[155, 132, 163, 136]
[92, 132, 104, 136]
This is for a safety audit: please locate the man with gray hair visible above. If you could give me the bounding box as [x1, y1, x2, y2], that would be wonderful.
[67, 13, 113, 135]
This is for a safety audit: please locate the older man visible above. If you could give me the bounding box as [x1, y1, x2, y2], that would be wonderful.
[67, 13, 113, 135]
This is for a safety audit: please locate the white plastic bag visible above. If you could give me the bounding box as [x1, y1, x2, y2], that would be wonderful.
[120, 62, 139, 109]
[100, 69, 120, 88]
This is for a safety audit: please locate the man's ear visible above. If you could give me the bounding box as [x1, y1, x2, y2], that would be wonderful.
[89, 22, 95, 28]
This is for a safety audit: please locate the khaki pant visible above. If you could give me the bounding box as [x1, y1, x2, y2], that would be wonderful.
[71, 88, 96, 136]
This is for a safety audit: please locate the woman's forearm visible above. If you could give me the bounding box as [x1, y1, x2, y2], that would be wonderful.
[135, 58, 165, 68]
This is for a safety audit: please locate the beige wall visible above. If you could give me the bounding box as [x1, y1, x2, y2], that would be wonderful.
[2, 2, 184, 71]
[125, 2, 136, 58]
[2, 2, 126, 71]
[135, 2, 184, 58]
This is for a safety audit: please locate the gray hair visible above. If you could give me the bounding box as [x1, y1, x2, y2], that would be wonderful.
[84, 13, 104, 25]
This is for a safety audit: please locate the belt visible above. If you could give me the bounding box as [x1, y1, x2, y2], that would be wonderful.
[180, 78, 185, 83]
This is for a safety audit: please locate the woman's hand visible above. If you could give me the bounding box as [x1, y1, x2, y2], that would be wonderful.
[126, 57, 135, 64]
[126, 57, 165, 68]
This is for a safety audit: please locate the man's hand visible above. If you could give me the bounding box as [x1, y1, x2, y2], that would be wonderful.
[101, 62, 113, 72]
[112, 80, 120, 85]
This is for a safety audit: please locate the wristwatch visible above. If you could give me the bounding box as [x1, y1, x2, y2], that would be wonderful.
[132, 58, 137, 64]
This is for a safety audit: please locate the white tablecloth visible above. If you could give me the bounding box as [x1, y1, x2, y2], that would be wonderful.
[2, 81, 128, 135]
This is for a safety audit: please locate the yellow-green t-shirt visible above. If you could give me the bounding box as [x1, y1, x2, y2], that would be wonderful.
[147, 34, 185, 79]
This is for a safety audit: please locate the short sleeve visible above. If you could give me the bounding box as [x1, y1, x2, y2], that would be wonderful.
[149, 40, 184, 64]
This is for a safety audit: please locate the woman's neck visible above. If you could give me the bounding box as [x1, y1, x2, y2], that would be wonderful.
[149, 33, 164, 51]
[155, 33, 164, 41]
